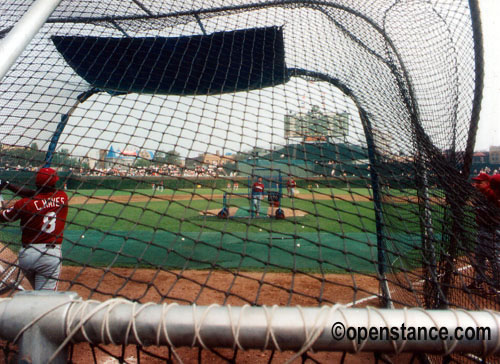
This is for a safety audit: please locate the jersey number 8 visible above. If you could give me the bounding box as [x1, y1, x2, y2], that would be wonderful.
[42, 211, 57, 234]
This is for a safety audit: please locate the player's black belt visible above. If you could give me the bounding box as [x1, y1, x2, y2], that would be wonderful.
[25, 243, 59, 249]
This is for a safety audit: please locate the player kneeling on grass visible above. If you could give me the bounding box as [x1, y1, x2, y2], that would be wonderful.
[0, 168, 68, 291]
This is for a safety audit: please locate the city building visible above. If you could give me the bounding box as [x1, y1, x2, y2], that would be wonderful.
[99, 146, 154, 170]
[472, 151, 488, 164]
[489, 146, 500, 164]
[200, 151, 235, 166]
[284, 106, 349, 143]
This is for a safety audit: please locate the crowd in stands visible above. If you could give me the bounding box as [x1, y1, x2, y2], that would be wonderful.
[473, 166, 499, 176]
[0, 165, 39, 172]
[70, 164, 228, 178]
[8, 161, 500, 181]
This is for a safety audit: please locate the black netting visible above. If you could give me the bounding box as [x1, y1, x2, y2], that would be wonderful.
[0, 0, 494, 362]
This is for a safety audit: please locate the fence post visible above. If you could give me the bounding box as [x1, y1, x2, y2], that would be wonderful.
[0, 291, 79, 364]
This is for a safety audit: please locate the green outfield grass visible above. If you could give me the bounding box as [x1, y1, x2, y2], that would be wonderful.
[66, 197, 377, 233]
[1, 186, 417, 200]
[0, 188, 428, 272]
[65, 187, 400, 198]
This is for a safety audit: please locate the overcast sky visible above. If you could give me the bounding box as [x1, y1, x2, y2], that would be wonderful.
[475, 0, 500, 151]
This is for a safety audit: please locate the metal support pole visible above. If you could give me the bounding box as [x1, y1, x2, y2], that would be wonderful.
[44, 113, 70, 168]
[359, 111, 392, 308]
[421, 165, 441, 308]
[0, 292, 499, 358]
[0, 0, 63, 82]
[0, 291, 79, 364]
[286, 68, 392, 307]
[44, 88, 99, 167]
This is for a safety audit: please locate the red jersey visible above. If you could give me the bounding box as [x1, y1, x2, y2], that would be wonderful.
[252, 182, 265, 195]
[0, 190, 68, 246]
[287, 179, 296, 188]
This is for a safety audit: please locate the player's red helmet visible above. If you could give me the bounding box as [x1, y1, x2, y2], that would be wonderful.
[471, 172, 490, 182]
[36, 167, 59, 187]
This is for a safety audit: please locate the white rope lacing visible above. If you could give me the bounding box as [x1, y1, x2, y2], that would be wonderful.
[12, 299, 82, 345]
[414, 307, 453, 356]
[191, 303, 220, 350]
[157, 302, 183, 364]
[262, 304, 281, 351]
[485, 309, 500, 356]
[129, 301, 156, 346]
[460, 308, 500, 357]
[285, 304, 342, 364]
[0, 297, 496, 363]
[228, 304, 249, 351]
[369, 306, 407, 354]
[100, 298, 125, 345]
[50, 298, 130, 362]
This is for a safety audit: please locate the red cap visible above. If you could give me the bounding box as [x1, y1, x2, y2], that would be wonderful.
[490, 174, 500, 191]
[36, 167, 59, 187]
[471, 172, 490, 182]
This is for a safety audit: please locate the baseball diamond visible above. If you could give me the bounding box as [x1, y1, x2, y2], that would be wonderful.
[0, 0, 497, 363]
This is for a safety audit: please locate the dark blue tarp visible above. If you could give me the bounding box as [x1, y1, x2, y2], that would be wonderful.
[52, 27, 289, 95]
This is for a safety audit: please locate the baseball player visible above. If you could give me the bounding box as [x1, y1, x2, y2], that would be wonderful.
[469, 172, 500, 300]
[287, 175, 297, 197]
[251, 177, 265, 217]
[0, 168, 68, 290]
[487, 174, 500, 299]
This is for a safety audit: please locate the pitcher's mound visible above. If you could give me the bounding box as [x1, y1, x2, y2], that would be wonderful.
[201, 207, 307, 218]
[201, 207, 239, 217]
[267, 207, 307, 217]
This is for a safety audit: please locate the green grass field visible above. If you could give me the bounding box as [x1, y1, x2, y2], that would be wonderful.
[0, 188, 426, 273]
[64, 187, 417, 198]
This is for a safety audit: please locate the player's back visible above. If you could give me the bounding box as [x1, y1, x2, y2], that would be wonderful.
[13, 190, 68, 245]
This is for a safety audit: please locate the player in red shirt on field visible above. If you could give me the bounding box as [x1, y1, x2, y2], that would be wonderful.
[468, 172, 500, 300]
[0, 168, 68, 290]
[287, 175, 297, 197]
[251, 177, 265, 217]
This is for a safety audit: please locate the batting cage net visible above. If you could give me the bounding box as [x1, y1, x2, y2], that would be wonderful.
[0, 0, 497, 363]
